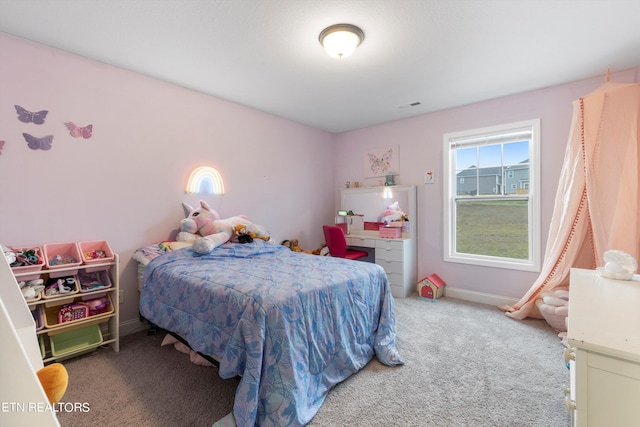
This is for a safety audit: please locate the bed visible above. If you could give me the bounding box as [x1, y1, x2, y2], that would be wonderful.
[136, 239, 403, 427]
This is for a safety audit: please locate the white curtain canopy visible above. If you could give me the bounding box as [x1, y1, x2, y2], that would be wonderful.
[501, 80, 640, 320]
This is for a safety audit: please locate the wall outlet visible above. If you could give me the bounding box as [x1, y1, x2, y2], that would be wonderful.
[424, 171, 435, 184]
[119, 290, 124, 304]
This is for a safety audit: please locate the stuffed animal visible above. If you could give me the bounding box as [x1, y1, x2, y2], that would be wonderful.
[233, 224, 254, 244]
[312, 245, 329, 256]
[179, 201, 270, 254]
[37, 363, 68, 404]
[379, 201, 408, 224]
[281, 240, 292, 249]
[233, 224, 271, 244]
[175, 202, 200, 243]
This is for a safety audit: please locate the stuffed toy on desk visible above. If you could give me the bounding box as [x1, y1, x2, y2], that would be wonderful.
[177, 200, 270, 254]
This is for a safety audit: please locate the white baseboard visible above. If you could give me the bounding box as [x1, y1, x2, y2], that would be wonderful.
[119, 318, 149, 337]
[443, 287, 519, 307]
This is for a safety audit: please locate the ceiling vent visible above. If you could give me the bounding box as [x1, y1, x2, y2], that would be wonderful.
[399, 102, 421, 110]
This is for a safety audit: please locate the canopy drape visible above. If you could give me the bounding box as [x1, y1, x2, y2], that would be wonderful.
[501, 81, 640, 320]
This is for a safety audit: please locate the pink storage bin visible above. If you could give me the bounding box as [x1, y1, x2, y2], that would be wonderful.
[364, 221, 385, 231]
[79, 240, 114, 272]
[379, 226, 402, 239]
[9, 246, 45, 281]
[43, 242, 82, 278]
[78, 269, 112, 292]
[41, 275, 79, 299]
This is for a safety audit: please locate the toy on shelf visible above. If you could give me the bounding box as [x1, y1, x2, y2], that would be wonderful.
[5, 244, 45, 283]
[79, 296, 111, 316]
[48, 254, 78, 266]
[58, 303, 88, 323]
[19, 279, 44, 301]
[7, 247, 43, 267]
[77, 269, 112, 292]
[44, 276, 77, 297]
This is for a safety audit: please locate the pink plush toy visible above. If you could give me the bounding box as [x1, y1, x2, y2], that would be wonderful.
[379, 201, 407, 224]
[178, 201, 270, 254]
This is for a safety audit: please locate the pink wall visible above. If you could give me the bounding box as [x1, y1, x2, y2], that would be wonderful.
[2, 30, 638, 325]
[335, 67, 640, 300]
[0, 33, 335, 327]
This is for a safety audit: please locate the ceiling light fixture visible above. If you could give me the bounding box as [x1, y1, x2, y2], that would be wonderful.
[319, 24, 364, 59]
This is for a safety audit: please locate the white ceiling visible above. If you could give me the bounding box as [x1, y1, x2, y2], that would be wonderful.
[1, 0, 640, 134]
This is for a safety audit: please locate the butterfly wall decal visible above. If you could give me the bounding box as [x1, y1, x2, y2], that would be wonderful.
[368, 148, 393, 175]
[22, 133, 53, 151]
[15, 105, 48, 125]
[65, 122, 93, 139]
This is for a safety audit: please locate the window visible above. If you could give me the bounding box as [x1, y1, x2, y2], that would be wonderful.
[443, 119, 541, 272]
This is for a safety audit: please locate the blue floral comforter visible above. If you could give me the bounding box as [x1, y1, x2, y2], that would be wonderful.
[139, 240, 403, 426]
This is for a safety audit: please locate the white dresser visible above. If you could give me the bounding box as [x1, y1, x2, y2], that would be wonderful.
[346, 230, 416, 298]
[565, 268, 640, 426]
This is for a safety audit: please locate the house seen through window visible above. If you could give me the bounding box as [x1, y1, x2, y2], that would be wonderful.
[443, 119, 541, 272]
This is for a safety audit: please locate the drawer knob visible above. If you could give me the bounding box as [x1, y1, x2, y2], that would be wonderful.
[563, 347, 575, 364]
[564, 396, 576, 411]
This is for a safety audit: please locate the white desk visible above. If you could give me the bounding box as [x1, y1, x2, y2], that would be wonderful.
[346, 230, 417, 298]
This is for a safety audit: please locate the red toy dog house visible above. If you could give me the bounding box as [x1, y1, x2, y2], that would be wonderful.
[417, 273, 445, 300]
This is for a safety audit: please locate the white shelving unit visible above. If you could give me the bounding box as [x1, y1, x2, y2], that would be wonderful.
[0, 245, 60, 426]
[14, 255, 120, 363]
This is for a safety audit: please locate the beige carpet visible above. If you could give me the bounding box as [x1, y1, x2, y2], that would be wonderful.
[57, 296, 570, 426]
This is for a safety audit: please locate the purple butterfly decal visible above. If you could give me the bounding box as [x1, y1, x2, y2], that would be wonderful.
[15, 105, 48, 124]
[66, 122, 93, 139]
[22, 133, 53, 151]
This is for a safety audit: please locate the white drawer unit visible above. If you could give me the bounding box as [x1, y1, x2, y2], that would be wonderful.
[374, 238, 414, 298]
[376, 259, 404, 275]
[345, 236, 376, 248]
[566, 268, 640, 426]
[375, 239, 405, 262]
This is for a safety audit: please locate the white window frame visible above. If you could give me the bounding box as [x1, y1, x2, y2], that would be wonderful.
[443, 119, 541, 272]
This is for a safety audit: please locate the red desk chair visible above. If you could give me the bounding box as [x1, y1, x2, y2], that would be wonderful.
[322, 225, 368, 261]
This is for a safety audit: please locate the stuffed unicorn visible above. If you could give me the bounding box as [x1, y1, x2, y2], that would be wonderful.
[177, 201, 269, 254]
[379, 201, 407, 224]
